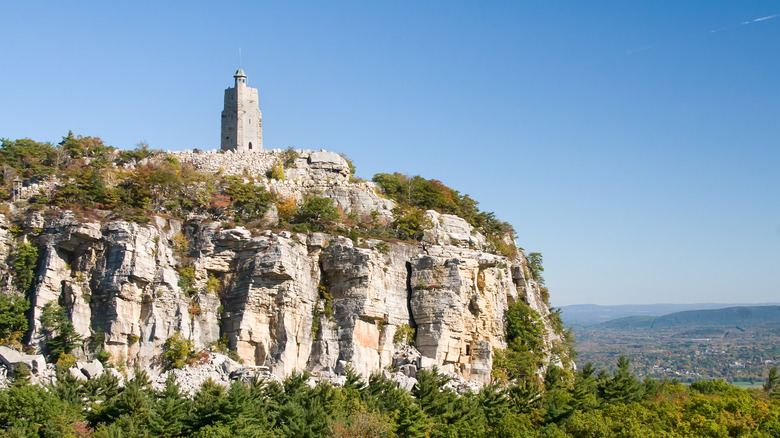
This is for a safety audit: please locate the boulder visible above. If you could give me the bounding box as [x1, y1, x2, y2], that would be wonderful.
[69, 367, 88, 381]
[0, 346, 47, 375]
[77, 359, 104, 379]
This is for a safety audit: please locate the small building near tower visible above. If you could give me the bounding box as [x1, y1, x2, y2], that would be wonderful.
[221, 68, 263, 152]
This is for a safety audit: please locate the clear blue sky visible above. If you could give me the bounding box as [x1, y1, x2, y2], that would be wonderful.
[2, 1, 779, 305]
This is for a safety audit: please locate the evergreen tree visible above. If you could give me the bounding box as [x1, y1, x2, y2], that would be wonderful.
[273, 371, 330, 438]
[364, 372, 411, 414]
[599, 355, 644, 404]
[91, 369, 154, 430]
[764, 366, 780, 398]
[541, 365, 573, 424]
[394, 400, 429, 438]
[0, 382, 78, 434]
[189, 378, 229, 432]
[414, 367, 480, 436]
[148, 375, 189, 437]
[83, 372, 122, 405]
[0, 295, 29, 342]
[476, 383, 511, 432]
[570, 362, 598, 411]
[40, 302, 83, 361]
[507, 376, 542, 414]
[224, 380, 273, 436]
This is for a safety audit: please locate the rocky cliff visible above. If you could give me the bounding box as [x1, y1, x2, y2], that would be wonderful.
[2, 148, 567, 385]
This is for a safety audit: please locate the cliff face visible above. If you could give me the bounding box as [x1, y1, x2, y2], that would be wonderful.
[5, 149, 563, 384]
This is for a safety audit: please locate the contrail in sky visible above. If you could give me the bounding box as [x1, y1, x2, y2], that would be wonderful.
[627, 13, 780, 55]
[708, 13, 780, 34]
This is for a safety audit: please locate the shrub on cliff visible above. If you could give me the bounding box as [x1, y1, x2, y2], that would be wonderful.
[163, 332, 196, 370]
[391, 206, 430, 241]
[281, 147, 299, 167]
[59, 131, 114, 161]
[11, 242, 38, 292]
[0, 138, 60, 182]
[296, 196, 340, 230]
[527, 252, 545, 285]
[223, 177, 275, 220]
[373, 172, 515, 248]
[0, 295, 29, 346]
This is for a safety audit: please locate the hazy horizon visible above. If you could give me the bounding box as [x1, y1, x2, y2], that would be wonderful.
[559, 301, 780, 307]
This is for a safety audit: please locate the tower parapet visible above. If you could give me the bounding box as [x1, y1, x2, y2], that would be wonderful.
[221, 68, 262, 152]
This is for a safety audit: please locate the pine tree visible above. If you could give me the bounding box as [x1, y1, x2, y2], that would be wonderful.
[599, 355, 643, 404]
[570, 362, 599, 411]
[395, 400, 429, 438]
[541, 365, 573, 424]
[148, 375, 189, 437]
[765, 366, 780, 398]
[476, 383, 511, 430]
[189, 378, 228, 432]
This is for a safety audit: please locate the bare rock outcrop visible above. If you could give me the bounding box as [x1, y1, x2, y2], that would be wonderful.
[5, 148, 566, 388]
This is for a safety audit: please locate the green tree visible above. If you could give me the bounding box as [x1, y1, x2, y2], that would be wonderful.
[11, 242, 38, 292]
[189, 378, 229, 432]
[541, 365, 573, 424]
[372, 172, 513, 245]
[764, 366, 780, 398]
[598, 355, 644, 404]
[59, 131, 114, 160]
[0, 137, 59, 180]
[162, 332, 196, 369]
[412, 367, 486, 436]
[297, 196, 339, 229]
[394, 400, 429, 438]
[40, 302, 83, 361]
[391, 206, 430, 241]
[148, 375, 190, 437]
[0, 295, 29, 344]
[570, 362, 599, 411]
[476, 383, 513, 436]
[493, 301, 547, 382]
[527, 252, 545, 285]
[224, 178, 274, 220]
[505, 301, 545, 351]
[88, 371, 154, 433]
[0, 382, 79, 435]
[221, 380, 273, 436]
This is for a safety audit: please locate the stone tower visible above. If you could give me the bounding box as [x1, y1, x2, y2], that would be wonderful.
[221, 68, 262, 152]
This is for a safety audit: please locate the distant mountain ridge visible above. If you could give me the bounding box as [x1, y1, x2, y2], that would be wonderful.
[560, 303, 780, 326]
[597, 305, 780, 330]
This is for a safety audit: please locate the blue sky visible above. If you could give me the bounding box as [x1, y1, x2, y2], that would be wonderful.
[2, 1, 779, 305]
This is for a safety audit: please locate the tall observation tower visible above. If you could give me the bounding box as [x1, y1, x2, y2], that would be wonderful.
[221, 68, 262, 152]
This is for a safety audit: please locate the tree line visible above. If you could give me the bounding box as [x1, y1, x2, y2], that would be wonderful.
[1, 359, 780, 437]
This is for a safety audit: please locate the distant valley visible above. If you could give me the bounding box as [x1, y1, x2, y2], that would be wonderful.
[562, 303, 780, 384]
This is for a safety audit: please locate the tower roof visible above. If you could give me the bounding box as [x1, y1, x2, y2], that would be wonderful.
[234, 68, 247, 78]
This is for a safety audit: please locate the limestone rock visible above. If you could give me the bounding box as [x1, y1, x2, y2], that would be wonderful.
[77, 359, 105, 379]
[69, 367, 88, 381]
[9, 148, 565, 389]
[0, 346, 47, 375]
[410, 248, 513, 383]
[423, 210, 486, 249]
